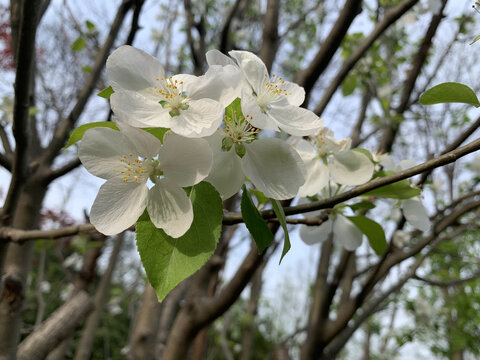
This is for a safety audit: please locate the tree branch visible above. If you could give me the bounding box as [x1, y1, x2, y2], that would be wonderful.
[17, 290, 94, 360]
[259, 0, 280, 72]
[413, 269, 480, 287]
[42, 0, 133, 167]
[313, 0, 420, 116]
[224, 136, 480, 224]
[294, 0, 362, 102]
[1, 0, 42, 224]
[377, 0, 448, 153]
[219, 0, 243, 53]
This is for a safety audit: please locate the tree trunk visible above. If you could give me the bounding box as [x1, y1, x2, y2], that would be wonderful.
[240, 261, 266, 360]
[74, 232, 125, 360]
[0, 182, 46, 360]
[17, 290, 93, 360]
[127, 283, 162, 360]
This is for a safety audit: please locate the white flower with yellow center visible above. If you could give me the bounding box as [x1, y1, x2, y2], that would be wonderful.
[79, 122, 213, 237]
[228, 50, 323, 136]
[290, 128, 374, 196]
[107, 45, 224, 138]
[205, 112, 306, 200]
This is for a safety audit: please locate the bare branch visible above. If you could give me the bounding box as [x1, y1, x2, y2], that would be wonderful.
[219, 0, 244, 53]
[224, 136, 480, 224]
[0, 152, 11, 171]
[378, 0, 448, 153]
[42, 0, 133, 166]
[259, 0, 280, 71]
[1, 0, 42, 224]
[313, 0, 420, 116]
[416, 114, 480, 186]
[17, 290, 94, 360]
[0, 125, 12, 155]
[43, 158, 81, 182]
[413, 269, 480, 287]
[295, 0, 362, 101]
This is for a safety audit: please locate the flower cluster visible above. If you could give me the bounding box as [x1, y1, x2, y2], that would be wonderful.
[78, 45, 383, 240]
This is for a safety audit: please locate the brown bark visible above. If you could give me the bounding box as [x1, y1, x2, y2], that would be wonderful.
[259, 0, 280, 72]
[240, 260, 267, 360]
[74, 233, 125, 360]
[17, 290, 93, 360]
[377, 0, 448, 153]
[127, 283, 162, 360]
[0, 182, 46, 360]
[294, 0, 362, 100]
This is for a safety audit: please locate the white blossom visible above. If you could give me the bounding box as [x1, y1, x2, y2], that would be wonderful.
[205, 113, 306, 200]
[107, 45, 224, 138]
[290, 128, 374, 196]
[208, 50, 323, 136]
[79, 122, 212, 238]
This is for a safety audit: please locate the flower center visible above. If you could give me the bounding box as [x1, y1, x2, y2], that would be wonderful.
[153, 76, 190, 117]
[222, 112, 259, 157]
[255, 73, 290, 113]
[119, 154, 162, 184]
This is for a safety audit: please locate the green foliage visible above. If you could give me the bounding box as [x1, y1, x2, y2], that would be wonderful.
[270, 198, 290, 263]
[85, 20, 96, 31]
[470, 34, 480, 45]
[241, 186, 274, 253]
[136, 182, 223, 302]
[348, 200, 375, 212]
[64, 121, 119, 149]
[71, 37, 86, 52]
[420, 82, 480, 107]
[97, 86, 115, 99]
[347, 215, 386, 254]
[365, 172, 421, 199]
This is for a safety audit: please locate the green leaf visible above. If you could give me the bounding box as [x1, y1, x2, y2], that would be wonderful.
[420, 82, 480, 107]
[241, 186, 274, 253]
[71, 37, 86, 52]
[341, 74, 357, 96]
[143, 127, 169, 143]
[64, 121, 119, 149]
[270, 199, 290, 263]
[85, 20, 95, 31]
[347, 215, 387, 254]
[364, 180, 420, 199]
[82, 66, 92, 73]
[470, 34, 480, 45]
[250, 189, 269, 205]
[225, 97, 243, 118]
[348, 200, 376, 212]
[136, 182, 223, 302]
[97, 86, 114, 99]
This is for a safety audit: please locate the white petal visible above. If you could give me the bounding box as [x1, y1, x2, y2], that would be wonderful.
[379, 154, 395, 171]
[170, 98, 223, 138]
[334, 215, 363, 251]
[329, 150, 374, 186]
[179, 66, 243, 107]
[241, 89, 279, 131]
[298, 159, 329, 197]
[208, 150, 244, 200]
[206, 49, 237, 66]
[242, 138, 306, 200]
[111, 90, 174, 128]
[229, 50, 268, 95]
[283, 80, 305, 106]
[147, 180, 193, 238]
[79, 127, 136, 179]
[160, 134, 213, 187]
[396, 159, 416, 171]
[300, 220, 332, 245]
[107, 45, 165, 91]
[116, 121, 162, 158]
[289, 137, 316, 160]
[267, 105, 323, 136]
[90, 177, 148, 235]
[403, 198, 431, 232]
